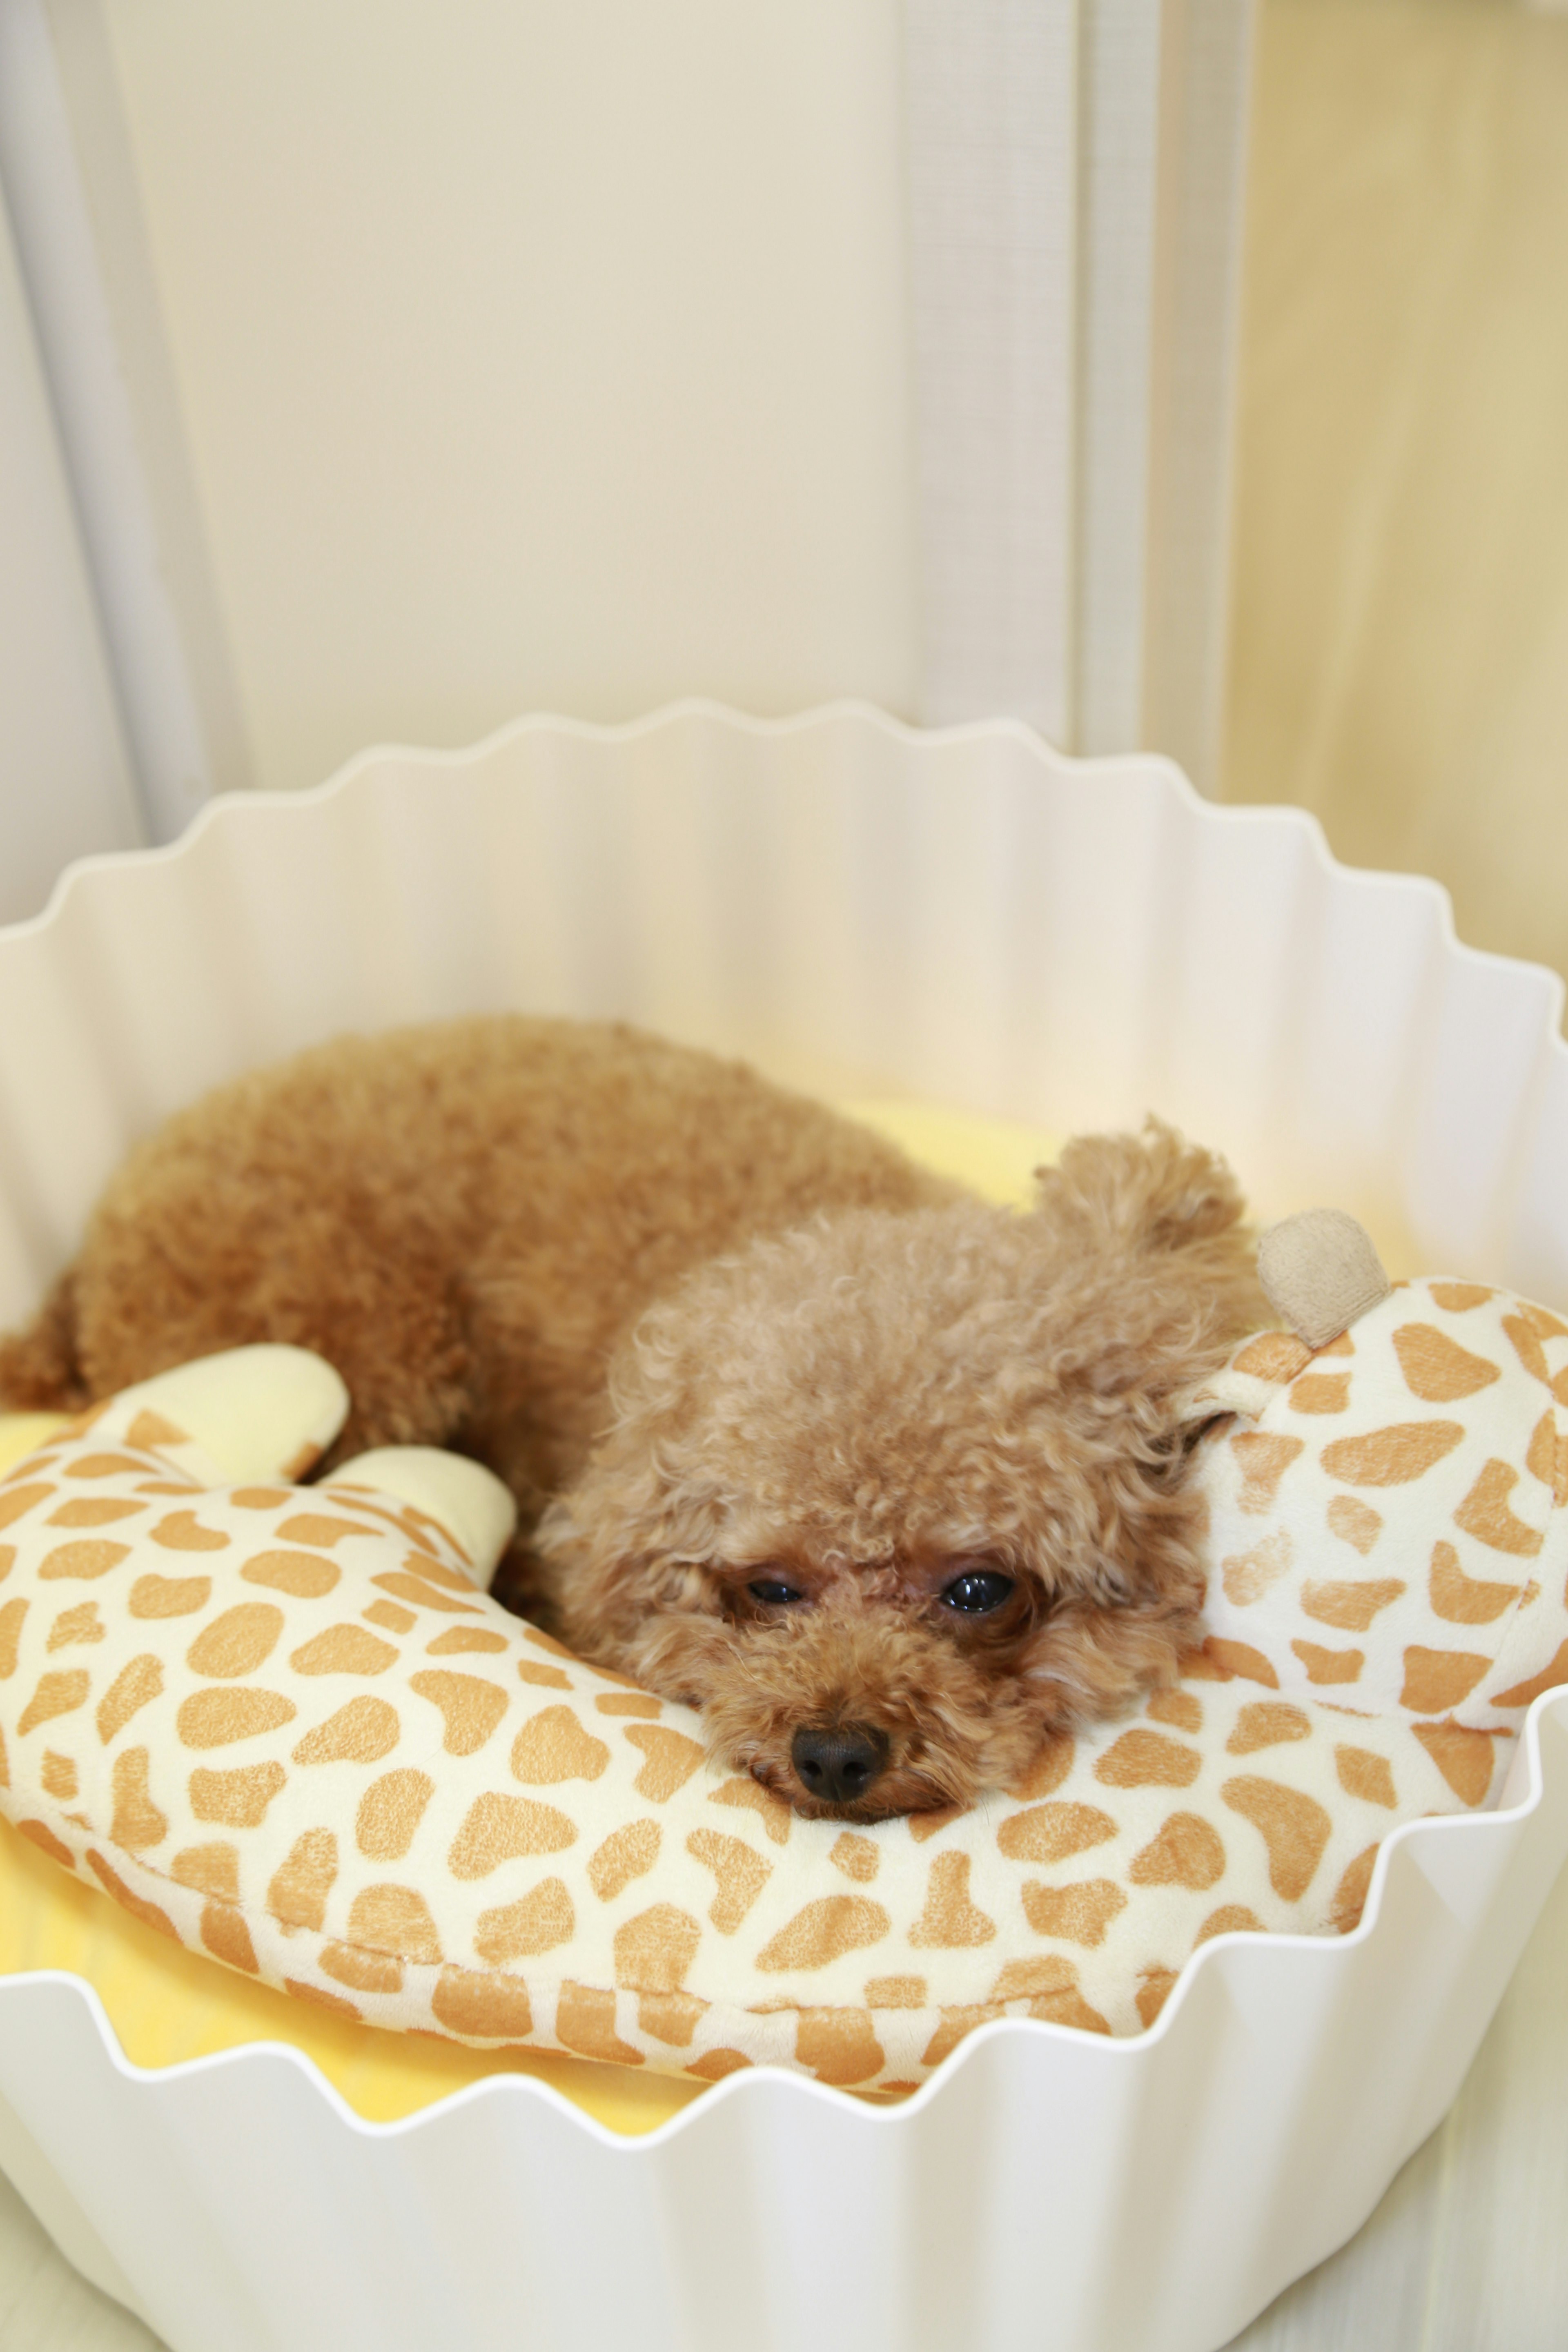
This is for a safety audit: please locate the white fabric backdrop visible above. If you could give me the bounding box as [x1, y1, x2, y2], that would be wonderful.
[904, 0, 1254, 781]
[0, 0, 1254, 896]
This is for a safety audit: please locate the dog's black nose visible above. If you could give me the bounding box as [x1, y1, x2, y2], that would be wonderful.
[791, 1723, 889, 1806]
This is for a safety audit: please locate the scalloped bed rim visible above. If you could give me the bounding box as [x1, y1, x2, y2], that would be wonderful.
[11, 697, 1568, 1063]
[3, 1683, 1565, 2152]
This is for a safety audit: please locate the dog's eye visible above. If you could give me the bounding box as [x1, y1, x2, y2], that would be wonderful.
[748, 1578, 806, 1608]
[940, 1569, 1016, 1615]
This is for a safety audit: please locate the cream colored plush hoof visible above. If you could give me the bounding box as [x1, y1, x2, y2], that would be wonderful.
[113, 1345, 350, 1483]
[330, 1446, 517, 1589]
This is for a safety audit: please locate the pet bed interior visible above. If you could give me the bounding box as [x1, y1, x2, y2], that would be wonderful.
[4, 1085, 1565, 2120]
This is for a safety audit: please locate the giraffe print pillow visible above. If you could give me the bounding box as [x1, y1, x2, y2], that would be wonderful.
[0, 1275, 1564, 2094]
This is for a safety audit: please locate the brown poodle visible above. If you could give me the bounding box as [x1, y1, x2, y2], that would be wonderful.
[0, 1016, 1263, 1820]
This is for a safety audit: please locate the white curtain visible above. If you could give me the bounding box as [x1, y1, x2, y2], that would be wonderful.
[0, 0, 1254, 904]
[904, 0, 1254, 783]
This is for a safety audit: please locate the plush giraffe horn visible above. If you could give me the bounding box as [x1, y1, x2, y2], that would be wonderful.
[1257, 1209, 1391, 1350]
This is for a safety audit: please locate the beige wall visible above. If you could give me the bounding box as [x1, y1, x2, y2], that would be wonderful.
[0, 175, 141, 920]
[99, 0, 920, 796]
[1223, 0, 1568, 983]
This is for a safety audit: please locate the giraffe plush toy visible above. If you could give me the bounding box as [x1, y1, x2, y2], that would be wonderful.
[0, 1215, 1564, 2092]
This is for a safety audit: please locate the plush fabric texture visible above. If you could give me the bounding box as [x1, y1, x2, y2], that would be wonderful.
[1257, 1207, 1393, 1350]
[0, 1275, 1564, 2092]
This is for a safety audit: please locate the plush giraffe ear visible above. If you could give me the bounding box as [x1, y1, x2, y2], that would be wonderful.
[1258, 1209, 1391, 1349]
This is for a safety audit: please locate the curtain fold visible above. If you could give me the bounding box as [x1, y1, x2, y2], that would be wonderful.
[903, 0, 1254, 787]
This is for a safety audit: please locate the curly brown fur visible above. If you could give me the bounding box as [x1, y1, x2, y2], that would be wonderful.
[0, 1017, 1263, 1817]
[539, 1120, 1264, 1817]
[0, 1018, 950, 1520]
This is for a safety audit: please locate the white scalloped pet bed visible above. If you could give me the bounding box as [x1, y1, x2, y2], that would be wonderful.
[1, 706, 1567, 2352]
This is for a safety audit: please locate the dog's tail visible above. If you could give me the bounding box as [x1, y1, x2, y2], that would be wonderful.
[0, 1272, 90, 1411]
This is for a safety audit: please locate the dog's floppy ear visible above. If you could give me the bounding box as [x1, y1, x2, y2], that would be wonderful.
[535, 1283, 741, 1657]
[1032, 1117, 1247, 1258]
[1027, 1118, 1265, 1402]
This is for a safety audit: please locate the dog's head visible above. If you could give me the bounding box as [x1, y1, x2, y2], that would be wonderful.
[539, 1122, 1263, 1819]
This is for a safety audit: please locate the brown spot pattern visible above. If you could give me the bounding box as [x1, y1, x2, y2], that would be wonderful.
[1429, 1283, 1493, 1312]
[1290, 1639, 1365, 1686]
[554, 1982, 643, 2067]
[447, 1793, 577, 1878]
[623, 1724, 704, 1802]
[18, 1670, 89, 1736]
[432, 1966, 532, 2042]
[1094, 1730, 1202, 1788]
[1300, 1576, 1406, 1632]
[1226, 1702, 1312, 1755]
[1221, 1531, 1294, 1606]
[1232, 1334, 1313, 1382]
[172, 1842, 240, 1899]
[908, 1853, 996, 1949]
[176, 1688, 296, 1748]
[1320, 1422, 1464, 1487]
[356, 1769, 434, 1861]
[292, 1695, 402, 1765]
[40, 1541, 131, 1582]
[1412, 1720, 1499, 1807]
[189, 1762, 287, 1827]
[1128, 1813, 1225, 1890]
[1492, 1642, 1568, 1711]
[1198, 1638, 1279, 1688]
[1452, 1460, 1544, 1557]
[241, 1551, 340, 1598]
[1393, 1324, 1501, 1403]
[687, 1829, 771, 1931]
[1334, 1747, 1396, 1808]
[1329, 1845, 1380, 1933]
[48, 1499, 143, 1528]
[187, 1604, 284, 1679]
[1221, 1778, 1332, 1899]
[267, 1829, 338, 1929]
[129, 1575, 211, 1617]
[756, 1897, 890, 1973]
[587, 1819, 662, 1902]
[110, 1747, 167, 1850]
[507, 1703, 609, 1782]
[1145, 1688, 1203, 1731]
[996, 1802, 1118, 1864]
[1231, 1432, 1305, 1513]
[1326, 1496, 1382, 1555]
[0, 1599, 25, 1680]
[1399, 1646, 1492, 1714]
[795, 2009, 885, 2085]
[95, 1654, 163, 1744]
[151, 1511, 229, 1552]
[289, 1625, 399, 1677]
[1020, 1880, 1128, 1947]
[47, 1603, 105, 1652]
